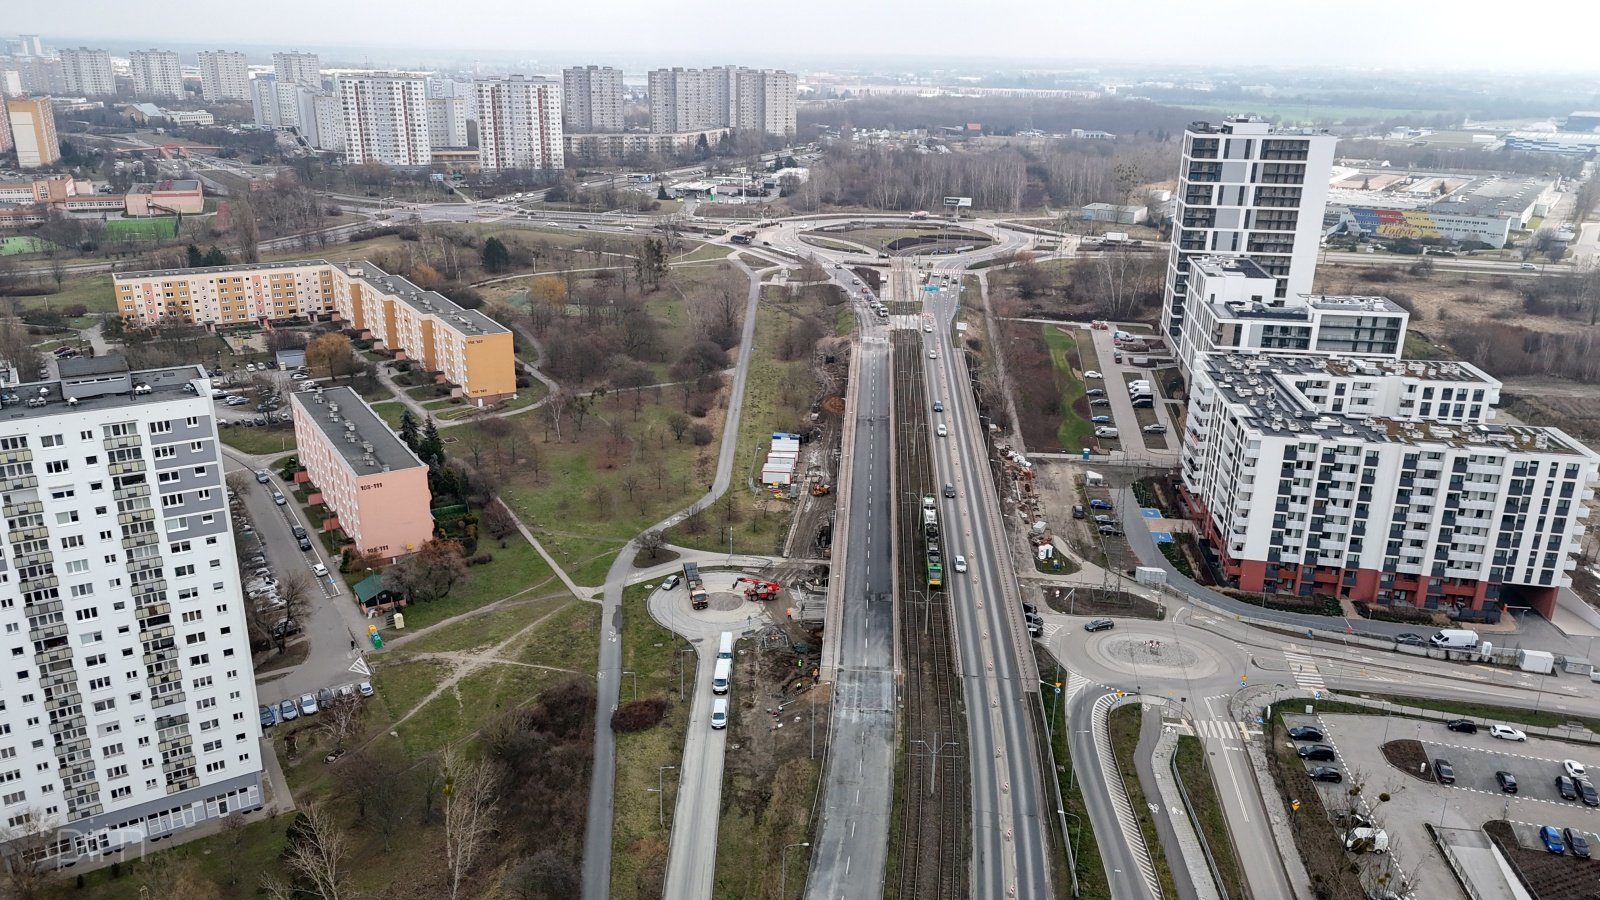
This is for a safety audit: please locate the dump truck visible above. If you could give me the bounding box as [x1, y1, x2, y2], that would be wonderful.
[683, 562, 709, 610]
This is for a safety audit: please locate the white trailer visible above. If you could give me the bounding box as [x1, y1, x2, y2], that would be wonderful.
[1518, 649, 1556, 674]
[1134, 566, 1167, 586]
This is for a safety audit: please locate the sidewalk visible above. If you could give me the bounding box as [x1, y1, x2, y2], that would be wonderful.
[1143, 716, 1217, 900]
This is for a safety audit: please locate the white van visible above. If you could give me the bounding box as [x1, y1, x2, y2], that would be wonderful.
[712, 658, 732, 695]
[711, 698, 728, 730]
[1429, 628, 1480, 649]
[1095, 427, 1119, 438]
[718, 631, 734, 660]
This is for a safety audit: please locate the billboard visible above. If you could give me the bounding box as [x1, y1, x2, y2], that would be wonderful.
[942, 196, 973, 208]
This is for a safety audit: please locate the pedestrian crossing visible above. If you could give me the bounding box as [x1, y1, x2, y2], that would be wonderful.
[1283, 649, 1326, 691]
[1189, 718, 1252, 741]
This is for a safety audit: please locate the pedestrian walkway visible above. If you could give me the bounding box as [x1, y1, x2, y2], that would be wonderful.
[1149, 725, 1222, 900]
[1283, 649, 1327, 692]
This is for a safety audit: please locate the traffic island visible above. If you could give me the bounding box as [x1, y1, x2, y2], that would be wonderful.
[1381, 739, 1433, 782]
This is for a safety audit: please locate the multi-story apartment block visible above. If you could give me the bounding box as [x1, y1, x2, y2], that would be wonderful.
[0, 102, 10, 154]
[249, 75, 279, 127]
[14, 35, 45, 57]
[289, 387, 433, 560]
[0, 55, 65, 96]
[337, 73, 431, 167]
[195, 51, 248, 102]
[271, 51, 321, 88]
[647, 66, 795, 136]
[0, 355, 264, 862]
[1180, 351, 1598, 618]
[731, 66, 796, 136]
[426, 95, 468, 149]
[562, 65, 623, 133]
[1162, 117, 1336, 348]
[57, 48, 115, 97]
[473, 76, 562, 171]
[564, 127, 733, 162]
[309, 92, 342, 151]
[1175, 256, 1409, 375]
[6, 96, 59, 168]
[112, 260, 516, 403]
[127, 50, 183, 101]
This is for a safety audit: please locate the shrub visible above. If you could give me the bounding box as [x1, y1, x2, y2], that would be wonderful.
[690, 424, 715, 446]
[610, 696, 670, 733]
[466, 553, 494, 566]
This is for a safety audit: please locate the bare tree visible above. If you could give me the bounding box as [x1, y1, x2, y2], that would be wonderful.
[0, 810, 61, 900]
[440, 746, 500, 900]
[260, 802, 353, 900]
[225, 470, 253, 496]
[319, 695, 367, 752]
[638, 529, 665, 560]
[337, 745, 410, 852]
[275, 570, 315, 655]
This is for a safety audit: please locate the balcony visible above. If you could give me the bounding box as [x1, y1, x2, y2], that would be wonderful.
[0, 475, 38, 492]
[103, 435, 141, 451]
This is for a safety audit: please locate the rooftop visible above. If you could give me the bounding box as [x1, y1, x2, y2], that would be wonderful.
[1193, 256, 1272, 280]
[290, 386, 424, 475]
[1327, 170, 1554, 218]
[130, 179, 200, 192]
[0, 358, 207, 425]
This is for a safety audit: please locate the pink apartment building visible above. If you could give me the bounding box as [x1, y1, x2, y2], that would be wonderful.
[289, 386, 434, 559]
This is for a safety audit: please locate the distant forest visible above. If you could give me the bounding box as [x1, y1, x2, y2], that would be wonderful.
[799, 96, 1198, 141]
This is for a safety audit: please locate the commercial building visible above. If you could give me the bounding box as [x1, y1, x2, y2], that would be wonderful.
[57, 47, 115, 97]
[1504, 132, 1600, 155]
[473, 75, 562, 171]
[271, 51, 321, 88]
[0, 355, 265, 863]
[128, 50, 183, 101]
[1176, 256, 1408, 375]
[1179, 351, 1598, 618]
[1161, 116, 1337, 348]
[647, 66, 796, 136]
[113, 260, 517, 403]
[562, 65, 623, 133]
[1564, 112, 1600, 133]
[563, 127, 731, 162]
[1080, 202, 1147, 225]
[195, 51, 249, 102]
[337, 73, 431, 166]
[6, 95, 59, 168]
[1328, 171, 1558, 249]
[426, 95, 469, 149]
[290, 387, 433, 559]
[124, 180, 204, 216]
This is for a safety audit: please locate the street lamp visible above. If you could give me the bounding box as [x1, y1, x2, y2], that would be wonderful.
[621, 670, 639, 702]
[780, 841, 811, 899]
[647, 764, 677, 828]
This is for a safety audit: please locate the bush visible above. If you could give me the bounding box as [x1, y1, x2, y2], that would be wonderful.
[690, 424, 714, 446]
[515, 373, 532, 389]
[610, 696, 670, 733]
[466, 553, 494, 566]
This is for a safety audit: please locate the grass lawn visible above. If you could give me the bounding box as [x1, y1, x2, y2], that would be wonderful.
[1322, 693, 1600, 734]
[1109, 705, 1178, 899]
[0, 235, 52, 255]
[390, 531, 566, 633]
[676, 242, 734, 263]
[368, 400, 408, 431]
[219, 423, 297, 456]
[105, 217, 178, 240]
[1174, 735, 1245, 899]
[1041, 326, 1095, 451]
[610, 583, 696, 900]
[14, 271, 117, 314]
[1039, 655, 1110, 899]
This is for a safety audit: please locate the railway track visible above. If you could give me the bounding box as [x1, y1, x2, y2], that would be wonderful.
[888, 261, 969, 900]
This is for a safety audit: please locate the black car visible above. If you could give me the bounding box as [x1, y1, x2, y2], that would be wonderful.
[271, 620, 300, 639]
[298, 537, 312, 551]
[1496, 771, 1518, 794]
[1021, 602, 1038, 617]
[1287, 725, 1324, 742]
[1565, 827, 1592, 859]
[1445, 719, 1477, 734]
[1434, 759, 1456, 784]
[1297, 744, 1337, 762]
[291, 526, 307, 540]
[1093, 515, 1115, 526]
[1308, 766, 1342, 783]
[1085, 618, 1115, 633]
[1098, 525, 1124, 536]
[943, 483, 956, 499]
[1579, 779, 1599, 807]
[1557, 774, 1580, 801]
[1071, 505, 1085, 520]
[1395, 633, 1427, 647]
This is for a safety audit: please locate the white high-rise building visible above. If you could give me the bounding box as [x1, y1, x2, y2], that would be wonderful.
[647, 66, 795, 136]
[473, 75, 562, 171]
[196, 51, 249, 102]
[58, 47, 115, 97]
[338, 73, 431, 166]
[562, 65, 623, 133]
[15, 35, 45, 57]
[249, 74, 280, 127]
[1161, 116, 1337, 348]
[271, 51, 321, 88]
[0, 355, 265, 864]
[309, 93, 342, 151]
[426, 95, 468, 148]
[128, 50, 183, 101]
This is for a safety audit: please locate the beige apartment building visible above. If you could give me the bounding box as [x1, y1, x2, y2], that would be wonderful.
[5, 95, 59, 168]
[113, 259, 518, 403]
[290, 386, 434, 559]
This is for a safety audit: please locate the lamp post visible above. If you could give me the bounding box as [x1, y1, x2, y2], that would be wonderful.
[621, 670, 639, 702]
[647, 764, 676, 828]
[780, 841, 811, 899]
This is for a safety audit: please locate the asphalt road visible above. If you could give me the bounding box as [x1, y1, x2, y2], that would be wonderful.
[804, 271, 897, 900]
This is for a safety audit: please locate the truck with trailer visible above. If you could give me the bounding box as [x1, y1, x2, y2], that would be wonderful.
[683, 562, 709, 610]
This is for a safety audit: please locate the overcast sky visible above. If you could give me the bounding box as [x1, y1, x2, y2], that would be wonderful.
[14, 0, 1600, 71]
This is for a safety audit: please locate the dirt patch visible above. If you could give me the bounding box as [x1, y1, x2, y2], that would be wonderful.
[632, 547, 681, 568]
[1040, 583, 1165, 619]
[1380, 739, 1433, 782]
[1484, 819, 1600, 900]
[1498, 384, 1600, 445]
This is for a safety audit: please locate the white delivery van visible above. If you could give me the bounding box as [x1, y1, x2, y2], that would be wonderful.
[712, 658, 732, 695]
[718, 631, 734, 660]
[711, 698, 729, 730]
[1095, 427, 1120, 438]
[1429, 628, 1480, 649]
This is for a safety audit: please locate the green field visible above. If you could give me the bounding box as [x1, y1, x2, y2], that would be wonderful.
[0, 235, 52, 255]
[1041, 326, 1095, 451]
[105, 217, 179, 240]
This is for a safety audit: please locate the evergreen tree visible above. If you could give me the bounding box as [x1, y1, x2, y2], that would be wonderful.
[481, 236, 511, 273]
[398, 410, 420, 450]
[185, 244, 204, 268]
[202, 245, 228, 266]
[420, 417, 444, 467]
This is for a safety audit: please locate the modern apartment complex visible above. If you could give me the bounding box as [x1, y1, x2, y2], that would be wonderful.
[195, 51, 249, 102]
[425, 95, 469, 149]
[337, 73, 431, 166]
[562, 65, 623, 132]
[5, 96, 59, 168]
[271, 51, 321, 88]
[473, 75, 563, 171]
[646, 66, 796, 136]
[1161, 117, 1337, 348]
[0, 355, 264, 862]
[289, 387, 433, 560]
[128, 50, 183, 101]
[1175, 256, 1409, 375]
[1179, 351, 1598, 618]
[58, 47, 115, 96]
[112, 260, 517, 403]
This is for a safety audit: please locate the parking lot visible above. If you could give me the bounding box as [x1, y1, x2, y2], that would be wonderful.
[1285, 711, 1600, 896]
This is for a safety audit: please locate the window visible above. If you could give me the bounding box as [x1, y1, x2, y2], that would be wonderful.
[185, 632, 206, 646]
[102, 743, 123, 758]
[149, 420, 172, 435]
[109, 786, 131, 800]
[40, 435, 62, 448]
[153, 446, 176, 460]
[45, 461, 68, 474]
[157, 471, 179, 484]
[1, 791, 22, 806]
[192, 466, 207, 478]
[61, 535, 84, 549]
[92, 698, 116, 713]
[79, 632, 102, 645]
[189, 654, 209, 667]
[182, 611, 202, 623]
[169, 541, 191, 554]
[54, 511, 79, 525]
[186, 417, 199, 428]
[174, 564, 194, 577]
[190, 441, 204, 452]
[63, 560, 89, 575]
[162, 493, 185, 508]
[87, 677, 110, 691]
[70, 585, 94, 599]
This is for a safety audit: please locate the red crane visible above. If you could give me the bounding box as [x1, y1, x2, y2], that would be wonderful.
[734, 577, 782, 602]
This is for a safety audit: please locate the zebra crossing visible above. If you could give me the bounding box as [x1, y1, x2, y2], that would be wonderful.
[1283, 649, 1327, 691]
[1189, 718, 1252, 741]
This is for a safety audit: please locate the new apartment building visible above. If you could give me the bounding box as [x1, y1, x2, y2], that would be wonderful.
[1180, 352, 1599, 618]
[112, 260, 517, 403]
[562, 65, 623, 132]
[473, 76, 562, 171]
[337, 73, 431, 166]
[1161, 117, 1337, 348]
[58, 48, 115, 97]
[6, 96, 59, 168]
[271, 51, 321, 88]
[128, 50, 183, 101]
[290, 387, 433, 559]
[647, 66, 796, 136]
[1175, 256, 1409, 375]
[426, 95, 468, 149]
[195, 51, 248, 102]
[0, 355, 264, 862]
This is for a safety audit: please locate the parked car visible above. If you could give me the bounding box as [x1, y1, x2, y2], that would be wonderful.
[1445, 719, 1477, 734]
[298, 538, 313, 551]
[1098, 525, 1124, 536]
[1085, 389, 1105, 397]
[1565, 760, 1588, 780]
[1557, 775, 1580, 801]
[1489, 724, 1527, 742]
[317, 687, 335, 708]
[273, 493, 287, 506]
[711, 698, 728, 730]
[271, 620, 300, 639]
[1541, 825, 1566, 854]
[291, 526, 307, 539]
[1071, 505, 1085, 520]
[1089, 398, 1110, 406]
[661, 574, 681, 591]
[259, 705, 277, 729]
[1093, 515, 1114, 526]
[1091, 416, 1112, 424]
[279, 698, 299, 721]
[1394, 632, 1427, 647]
[1434, 759, 1456, 785]
[1297, 744, 1337, 761]
[1085, 618, 1115, 633]
[1308, 766, 1342, 783]
[929, 349, 938, 359]
[311, 563, 330, 578]
[1579, 779, 1599, 807]
[299, 693, 319, 716]
[1084, 370, 1102, 379]
[1089, 499, 1113, 510]
[291, 372, 309, 380]
[1496, 771, 1519, 794]
[1564, 827, 1591, 859]
[1143, 424, 1168, 434]
[1287, 725, 1324, 742]
[357, 681, 374, 698]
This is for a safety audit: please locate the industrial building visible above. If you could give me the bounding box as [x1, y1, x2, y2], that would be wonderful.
[1328, 171, 1558, 249]
[1503, 132, 1600, 155]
